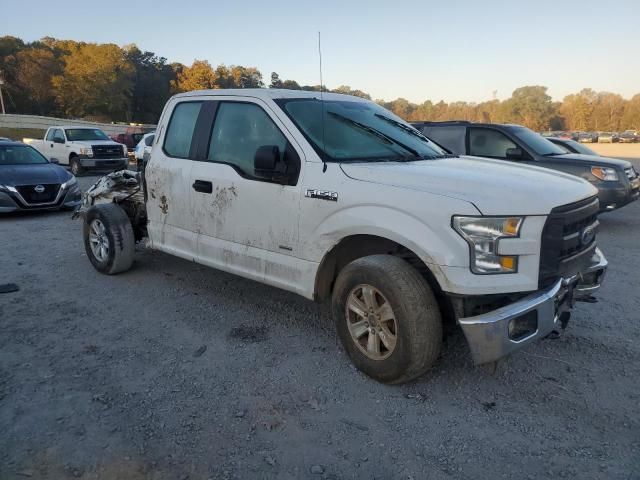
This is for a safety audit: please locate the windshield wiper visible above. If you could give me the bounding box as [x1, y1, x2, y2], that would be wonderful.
[328, 112, 420, 158]
[374, 114, 430, 141]
[543, 152, 563, 156]
[373, 113, 457, 157]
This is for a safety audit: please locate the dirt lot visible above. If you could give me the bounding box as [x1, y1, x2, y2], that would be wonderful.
[587, 143, 640, 161]
[1, 163, 639, 479]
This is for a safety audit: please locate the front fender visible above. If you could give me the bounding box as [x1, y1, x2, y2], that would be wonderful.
[305, 204, 477, 291]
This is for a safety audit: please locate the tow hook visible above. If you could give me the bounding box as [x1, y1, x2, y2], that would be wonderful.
[547, 312, 571, 340]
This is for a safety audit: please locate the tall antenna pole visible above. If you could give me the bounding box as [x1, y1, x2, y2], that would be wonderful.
[318, 32, 327, 172]
[318, 32, 323, 92]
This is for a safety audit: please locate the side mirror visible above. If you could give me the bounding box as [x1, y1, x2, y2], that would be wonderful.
[254, 144, 300, 185]
[254, 145, 279, 173]
[49, 159, 59, 164]
[53, 137, 65, 144]
[505, 147, 525, 160]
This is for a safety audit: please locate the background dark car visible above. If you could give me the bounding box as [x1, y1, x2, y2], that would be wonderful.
[547, 137, 599, 156]
[110, 126, 155, 152]
[578, 132, 598, 143]
[619, 132, 637, 143]
[0, 141, 82, 213]
[411, 121, 639, 211]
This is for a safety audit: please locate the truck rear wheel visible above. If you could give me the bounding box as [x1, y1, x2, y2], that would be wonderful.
[83, 203, 135, 275]
[332, 255, 442, 384]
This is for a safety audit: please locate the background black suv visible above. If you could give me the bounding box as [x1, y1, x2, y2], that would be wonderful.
[412, 121, 639, 212]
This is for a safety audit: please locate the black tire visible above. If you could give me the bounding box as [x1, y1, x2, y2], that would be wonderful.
[332, 255, 442, 384]
[70, 156, 84, 176]
[83, 203, 135, 275]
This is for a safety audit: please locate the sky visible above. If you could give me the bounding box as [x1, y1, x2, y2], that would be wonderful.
[4, 0, 640, 104]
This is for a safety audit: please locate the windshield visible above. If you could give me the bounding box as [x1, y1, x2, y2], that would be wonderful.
[65, 128, 110, 141]
[511, 127, 566, 156]
[275, 98, 449, 162]
[0, 145, 49, 165]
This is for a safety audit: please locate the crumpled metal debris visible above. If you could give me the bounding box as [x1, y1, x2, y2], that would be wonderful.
[72, 170, 141, 219]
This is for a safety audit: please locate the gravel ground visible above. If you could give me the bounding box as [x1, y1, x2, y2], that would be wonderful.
[1, 170, 639, 480]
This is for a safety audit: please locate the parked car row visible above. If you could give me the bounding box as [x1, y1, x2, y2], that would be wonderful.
[5, 90, 636, 384]
[542, 130, 639, 143]
[74, 88, 611, 384]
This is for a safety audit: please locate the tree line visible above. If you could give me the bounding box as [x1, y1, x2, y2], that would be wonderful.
[1, 36, 639, 131]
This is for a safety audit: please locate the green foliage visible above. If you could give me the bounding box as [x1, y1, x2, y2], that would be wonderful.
[51, 42, 134, 120]
[0, 35, 638, 130]
[0, 127, 46, 141]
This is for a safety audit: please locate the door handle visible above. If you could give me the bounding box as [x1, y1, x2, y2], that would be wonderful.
[192, 180, 213, 194]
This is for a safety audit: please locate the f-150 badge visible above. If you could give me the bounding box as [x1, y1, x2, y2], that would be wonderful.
[305, 189, 338, 202]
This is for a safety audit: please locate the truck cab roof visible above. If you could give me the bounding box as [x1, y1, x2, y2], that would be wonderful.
[173, 88, 363, 102]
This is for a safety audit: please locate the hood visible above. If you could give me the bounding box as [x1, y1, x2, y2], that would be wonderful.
[0, 163, 72, 186]
[69, 139, 124, 147]
[340, 155, 598, 215]
[555, 153, 632, 169]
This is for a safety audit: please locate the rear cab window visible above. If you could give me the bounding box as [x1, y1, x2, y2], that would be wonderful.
[421, 126, 466, 154]
[163, 101, 203, 158]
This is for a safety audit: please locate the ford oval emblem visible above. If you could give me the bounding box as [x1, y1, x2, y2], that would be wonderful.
[34, 185, 45, 194]
[580, 224, 596, 246]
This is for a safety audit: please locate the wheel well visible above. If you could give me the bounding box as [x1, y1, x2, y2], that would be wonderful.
[69, 152, 78, 161]
[314, 234, 455, 323]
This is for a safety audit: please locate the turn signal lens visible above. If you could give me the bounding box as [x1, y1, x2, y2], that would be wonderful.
[499, 256, 517, 271]
[503, 218, 522, 236]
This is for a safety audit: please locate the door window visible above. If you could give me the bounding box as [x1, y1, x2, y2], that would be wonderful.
[45, 129, 56, 141]
[53, 129, 65, 143]
[163, 102, 202, 158]
[469, 128, 518, 158]
[207, 102, 287, 178]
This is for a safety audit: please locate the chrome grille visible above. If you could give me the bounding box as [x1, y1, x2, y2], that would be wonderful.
[15, 184, 60, 205]
[539, 196, 599, 288]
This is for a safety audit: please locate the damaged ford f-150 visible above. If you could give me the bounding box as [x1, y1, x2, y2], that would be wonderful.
[75, 89, 607, 384]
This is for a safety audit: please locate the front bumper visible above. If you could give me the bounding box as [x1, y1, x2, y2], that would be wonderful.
[458, 248, 607, 365]
[0, 187, 82, 213]
[79, 156, 129, 170]
[597, 178, 639, 211]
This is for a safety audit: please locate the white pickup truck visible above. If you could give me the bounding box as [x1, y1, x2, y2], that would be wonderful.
[76, 89, 607, 384]
[24, 126, 129, 176]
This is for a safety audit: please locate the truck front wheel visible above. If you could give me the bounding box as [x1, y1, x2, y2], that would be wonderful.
[70, 156, 84, 176]
[332, 255, 442, 384]
[83, 204, 135, 275]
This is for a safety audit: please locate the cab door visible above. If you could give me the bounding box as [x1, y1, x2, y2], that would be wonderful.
[189, 98, 305, 292]
[144, 100, 203, 260]
[44, 129, 56, 161]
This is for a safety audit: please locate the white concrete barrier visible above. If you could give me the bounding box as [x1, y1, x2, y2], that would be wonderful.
[0, 114, 155, 136]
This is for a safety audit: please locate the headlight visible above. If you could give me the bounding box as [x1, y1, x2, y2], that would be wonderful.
[122, 145, 128, 157]
[0, 185, 18, 193]
[61, 177, 78, 190]
[79, 147, 93, 157]
[452, 216, 523, 274]
[591, 166, 618, 181]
